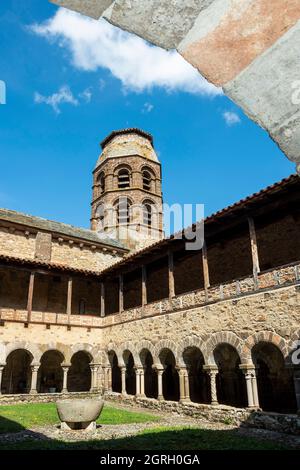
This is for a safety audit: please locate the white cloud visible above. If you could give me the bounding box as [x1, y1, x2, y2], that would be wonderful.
[79, 87, 93, 103]
[222, 111, 241, 126]
[142, 102, 154, 114]
[34, 85, 79, 114]
[30, 8, 221, 97]
[99, 78, 106, 91]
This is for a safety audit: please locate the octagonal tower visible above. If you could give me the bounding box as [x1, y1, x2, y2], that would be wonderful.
[91, 128, 164, 251]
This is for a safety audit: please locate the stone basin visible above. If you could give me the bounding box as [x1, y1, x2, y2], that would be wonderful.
[56, 398, 104, 431]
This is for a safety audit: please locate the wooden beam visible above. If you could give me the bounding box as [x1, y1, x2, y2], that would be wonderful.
[168, 250, 175, 299]
[119, 274, 124, 313]
[100, 282, 105, 317]
[27, 272, 35, 323]
[66, 277, 73, 323]
[248, 217, 260, 282]
[202, 241, 210, 295]
[142, 265, 147, 307]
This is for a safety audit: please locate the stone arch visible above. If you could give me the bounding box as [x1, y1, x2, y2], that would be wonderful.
[176, 335, 206, 367]
[202, 332, 246, 365]
[245, 331, 289, 363]
[38, 349, 65, 393]
[107, 347, 122, 393]
[68, 350, 92, 392]
[136, 340, 156, 364]
[106, 345, 123, 366]
[154, 339, 178, 366]
[120, 342, 140, 367]
[4, 342, 41, 365]
[136, 340, 157, 399]
[68, 344, 95, 365]
[2, 348, 34, 394]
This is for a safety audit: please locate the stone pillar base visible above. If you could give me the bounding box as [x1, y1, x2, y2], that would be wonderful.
[60, 421, 96, 432]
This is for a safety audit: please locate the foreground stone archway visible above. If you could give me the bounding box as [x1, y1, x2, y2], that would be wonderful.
[50, 0, 300, 173]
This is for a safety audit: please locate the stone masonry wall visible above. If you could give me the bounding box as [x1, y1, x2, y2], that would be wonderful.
[0, 225, 123, 272]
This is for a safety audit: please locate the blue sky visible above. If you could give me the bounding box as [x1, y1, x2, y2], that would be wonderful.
[0, 0, 295, 231]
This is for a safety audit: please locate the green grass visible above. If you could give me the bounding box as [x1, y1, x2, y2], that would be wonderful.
[0, 403, 293, 450]
[0, 403, 159, 434]
[0, 426, 292, 451]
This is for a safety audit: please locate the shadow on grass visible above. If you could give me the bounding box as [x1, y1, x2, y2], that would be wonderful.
[0, 415, 25, 434]
[0, 426, 293, 451]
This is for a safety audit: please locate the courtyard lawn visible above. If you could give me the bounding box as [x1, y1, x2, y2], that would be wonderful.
[0, 402, 159, 434]
[0, 426, 292, 451]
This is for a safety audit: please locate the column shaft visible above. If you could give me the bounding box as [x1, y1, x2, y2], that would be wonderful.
[62, 366, 69, 393]
[157, 369, 164, 400]
[0, 366, 4, 395]
[30, 365, 39, 394]
[121, 367, 126, 395]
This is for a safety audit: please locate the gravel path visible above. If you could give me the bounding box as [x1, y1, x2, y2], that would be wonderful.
[0, 403, 299, 449]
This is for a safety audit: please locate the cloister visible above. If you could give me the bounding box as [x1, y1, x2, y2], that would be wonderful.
[0, 330, 298, 415]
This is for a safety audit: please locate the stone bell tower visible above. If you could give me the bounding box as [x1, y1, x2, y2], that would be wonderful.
[91, 128, 164, 251]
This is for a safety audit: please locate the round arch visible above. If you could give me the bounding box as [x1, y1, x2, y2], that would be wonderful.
[203, 332, 247, 365]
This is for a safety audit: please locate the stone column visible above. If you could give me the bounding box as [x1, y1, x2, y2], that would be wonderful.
[140, 368, 145, 397]
[179, 368, 190, 402]
[240, 365, 260, 409]
[62, 365, 70, 393]
[293, 368, 300, 413]
[0, 365, 4, 395]
[107, 367, 112, 392]
[252, 370, 260, 408]
[135, 368, 141, 396]
[90, 364, 99, 392]
[204, 366, 218, 405]
[121, 366, 126, 395]
[156, 367, 164, 401]
[245, 371, 255, 408]
[29, 365, 39, 395]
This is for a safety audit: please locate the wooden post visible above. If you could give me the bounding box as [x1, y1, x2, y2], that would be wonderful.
[100, 282, 105, 317]
[202, 241, 210, 299]
[27, 272, 35, 323]
[168, 250, 175, 299]
[67, 277, 73, 324]
[119, 274, 124, 313]
[248, 217, 260, 283]
[142, 265, 147, 307]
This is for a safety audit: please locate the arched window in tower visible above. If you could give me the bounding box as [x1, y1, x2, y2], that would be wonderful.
[142, 170, 152, 191]
[118, 169, 130, 189]
[115, 198, 131, 225]
[143, 200, 154, 227]
[97, 172, 105, 195]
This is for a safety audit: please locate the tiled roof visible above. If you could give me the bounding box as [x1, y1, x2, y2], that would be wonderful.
[0, 254, 100, 277]
[100, 128, 154, 149]
[98, 173, 300, 276]
[0, 208, 127, 251]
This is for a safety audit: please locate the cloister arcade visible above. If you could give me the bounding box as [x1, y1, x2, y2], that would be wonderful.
[0, 332, 299, 415]
[103, 333, 298, 415]
[0, 347, 99, 395]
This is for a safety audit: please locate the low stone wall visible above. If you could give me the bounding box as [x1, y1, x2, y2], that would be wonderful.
[104, 392, 300, 436]
[0, 391, 100, 405]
